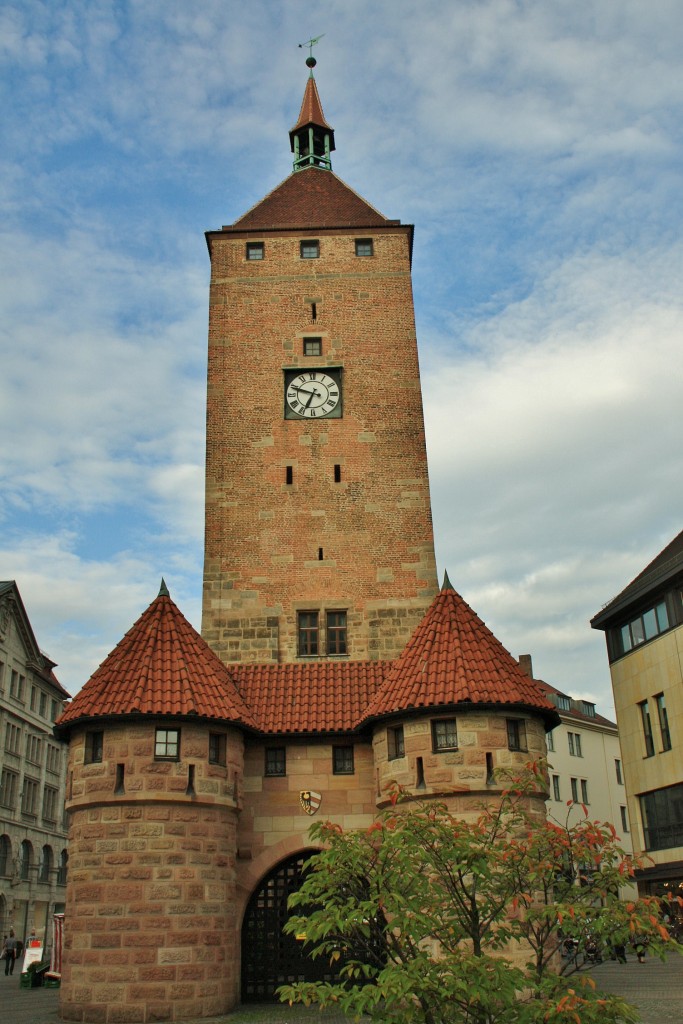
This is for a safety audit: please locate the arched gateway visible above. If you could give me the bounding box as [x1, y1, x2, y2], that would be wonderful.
[241, 850, 336, 1002]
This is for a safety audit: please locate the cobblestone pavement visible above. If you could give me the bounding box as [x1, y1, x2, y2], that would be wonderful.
[2, 950, 681, 1024]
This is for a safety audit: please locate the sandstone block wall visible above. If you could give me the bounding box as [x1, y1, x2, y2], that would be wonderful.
[60, 722, 243, 1023]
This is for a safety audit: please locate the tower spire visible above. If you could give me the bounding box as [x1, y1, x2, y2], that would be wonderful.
[290, 38, 335, 171]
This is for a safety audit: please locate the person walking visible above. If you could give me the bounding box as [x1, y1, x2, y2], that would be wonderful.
[3, 930, 17, 975]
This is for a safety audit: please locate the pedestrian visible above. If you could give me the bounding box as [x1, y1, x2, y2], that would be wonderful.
[631, 933, 647, 963]
[613, 942, 627, 964]
[3, 929, 17, 975]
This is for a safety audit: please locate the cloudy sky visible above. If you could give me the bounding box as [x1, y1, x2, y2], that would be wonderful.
[2, 0, 682, 714]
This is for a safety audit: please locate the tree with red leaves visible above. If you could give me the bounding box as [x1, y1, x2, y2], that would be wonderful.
[279, 762, 680, 1024]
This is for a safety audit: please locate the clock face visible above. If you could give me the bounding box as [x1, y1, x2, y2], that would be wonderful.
[285, 370, 341, 419]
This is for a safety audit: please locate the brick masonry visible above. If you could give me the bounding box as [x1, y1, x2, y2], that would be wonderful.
[202, 225, 439, 665]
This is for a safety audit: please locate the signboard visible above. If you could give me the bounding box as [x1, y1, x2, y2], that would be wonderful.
[22, 944, 43, 973]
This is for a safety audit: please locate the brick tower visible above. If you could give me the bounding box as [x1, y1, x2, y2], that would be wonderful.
[201, 58, 438, 666]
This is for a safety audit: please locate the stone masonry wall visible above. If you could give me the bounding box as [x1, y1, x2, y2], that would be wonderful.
[60, 721, 243, 1023]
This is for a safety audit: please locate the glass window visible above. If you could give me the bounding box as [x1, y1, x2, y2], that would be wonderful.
[640, 783, 683, 851]
[5, 722, 21, 755]
[570, 777, 579, 803]
[246, 241, 264, 260]
[154, 728, 180, 761]
[303, 337, 322, 356]
[580, 701, 595, 717]
[20, 839, 33, 878]
[506, 719, 527, 752]
[0, 768, 19, 809]
[580, 779, 589, 804]
[574, 733, 582, 756]
[21, 778, 39, 816]
[618, 599, 671, 655]
[432, 719, 458, 752]
[26, 734, 42, 765]
[615, 758, 623, 785]
[326, 611, 347, 656]
[546, 731, 555, 752]
[209, 733, 226, 766]
[620, 806, 629, 833]
[265, 747, 286, 777]
[297, 611, 319, 656]
[557, 695, 571, 711]
[43, 787, 58, 822]
[39, 692, 47, 717]
[552, 775, 561, 801]
[39, 844, 53, 883]
[355, 238, 373, 257]
[333, 746, 354, 775]
[639, 700, 655, 757]
[84, 730, 104, 764]
[300, 240, 320, 259]
[388, 725, 405, 760]
[656, 693, 672, 751]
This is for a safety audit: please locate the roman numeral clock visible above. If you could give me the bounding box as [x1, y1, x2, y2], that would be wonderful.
[284, 368, 342, 419]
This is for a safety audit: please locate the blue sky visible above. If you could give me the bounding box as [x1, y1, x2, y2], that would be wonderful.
[2, 0, 682, 715]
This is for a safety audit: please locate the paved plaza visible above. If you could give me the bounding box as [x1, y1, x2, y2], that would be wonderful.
[2, 950, 681, 1024]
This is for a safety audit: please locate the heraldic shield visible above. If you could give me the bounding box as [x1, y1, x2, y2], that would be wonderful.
[299, 790, 322, 815]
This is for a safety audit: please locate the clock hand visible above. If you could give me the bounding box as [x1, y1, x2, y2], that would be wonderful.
[303, 389, 320, 409]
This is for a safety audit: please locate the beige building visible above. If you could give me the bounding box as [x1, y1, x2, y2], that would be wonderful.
[519, 655, 637, 898]
[591, 530, 683, 918]
[0, 581, 70, 953]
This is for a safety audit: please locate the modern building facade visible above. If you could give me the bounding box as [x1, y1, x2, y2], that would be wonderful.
[54, 59, 560, 1022]
[591, 530, 683, 916]
[518, 655, 637, 899]
[0, 581, 70, 955]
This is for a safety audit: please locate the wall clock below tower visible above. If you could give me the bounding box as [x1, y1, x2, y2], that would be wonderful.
[202, 60, 438, 666]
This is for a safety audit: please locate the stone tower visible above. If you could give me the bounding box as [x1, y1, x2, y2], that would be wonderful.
[56, 584, 256, 1022]
[201, 63, 438, 667]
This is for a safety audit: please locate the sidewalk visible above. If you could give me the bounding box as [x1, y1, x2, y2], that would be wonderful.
[2, 950, 681, 1024]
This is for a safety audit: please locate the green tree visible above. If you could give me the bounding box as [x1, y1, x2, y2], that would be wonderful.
[279, 762, 680, 1024]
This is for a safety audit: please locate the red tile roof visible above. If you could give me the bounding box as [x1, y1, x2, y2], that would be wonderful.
[226, 168, 395, 231]
[57, 582, 559, 736]
[57, 584, 258, 730]
[363, 582, 559, 727]
[233, 661, 384, 734]
[290, 75, 333, 133]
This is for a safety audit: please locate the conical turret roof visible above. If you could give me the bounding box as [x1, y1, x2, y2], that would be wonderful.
[363, 577, 559, 727]
[290, 74, 333, 134]
[57, 583, 258, 731]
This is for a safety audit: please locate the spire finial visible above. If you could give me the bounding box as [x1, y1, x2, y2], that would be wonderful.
[158, 578, 170, 598]
[442, 570, 454, 591]
[299, 33, 325, 75]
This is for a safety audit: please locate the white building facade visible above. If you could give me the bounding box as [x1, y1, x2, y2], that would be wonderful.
[0, 582, 70, 952]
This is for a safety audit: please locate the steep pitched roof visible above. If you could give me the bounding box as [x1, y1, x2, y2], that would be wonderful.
[592, 528, 683, 628]
[233, 661, 384, 734]
[0, 580, 70, 697]
[225, 167, 396, 231]
[535, 679, 616, 729]
[362, 582, 559, 728]
[56, 583, 258, 731]
[290, 74, 333, 132]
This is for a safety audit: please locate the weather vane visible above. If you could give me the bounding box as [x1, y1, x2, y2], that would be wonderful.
[299, 33, 325, 70]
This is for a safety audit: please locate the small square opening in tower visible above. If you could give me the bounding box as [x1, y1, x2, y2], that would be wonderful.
[303, 337, 322, 356]
[300, 240, 320, 259]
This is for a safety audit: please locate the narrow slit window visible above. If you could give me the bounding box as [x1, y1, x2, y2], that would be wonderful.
[486, 752, 495, 784]
[186, 764, 196, 797]
[311, 303, 317, 322]
[334, 464, 341, 482]
[416, 756, 426, 790]
[286, 466, 293, 485]
[318, 547, 324, 560]
[114, 764, 125, 795]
